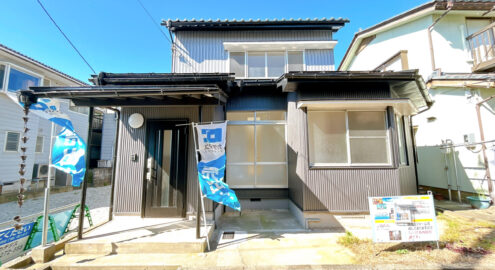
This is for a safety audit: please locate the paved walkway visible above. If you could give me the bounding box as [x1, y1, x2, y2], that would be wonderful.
[0, 185, 111, 225]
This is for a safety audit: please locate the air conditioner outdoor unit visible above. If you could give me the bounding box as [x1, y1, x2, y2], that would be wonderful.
[37, 164, 49, 179]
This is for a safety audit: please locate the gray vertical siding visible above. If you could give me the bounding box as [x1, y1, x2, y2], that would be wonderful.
[286, 89, 421, 212]
[398, 116, 418, 195]
[287, 93, 306, 209]
[113, 105, 222, 215]
[305, 49, 334, 71]
[173, 30, 334, 73]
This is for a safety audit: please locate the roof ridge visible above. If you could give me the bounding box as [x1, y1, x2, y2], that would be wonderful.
[0, 43, 88, 86]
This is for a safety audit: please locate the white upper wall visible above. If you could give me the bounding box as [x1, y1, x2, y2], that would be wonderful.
[345, 12, 491, 79]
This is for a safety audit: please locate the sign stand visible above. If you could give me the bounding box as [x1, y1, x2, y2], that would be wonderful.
[41, 122, 55, 247]
[191, 122, 211, 251]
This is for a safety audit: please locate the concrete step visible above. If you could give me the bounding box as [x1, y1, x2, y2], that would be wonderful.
[64, 240, 208, 255]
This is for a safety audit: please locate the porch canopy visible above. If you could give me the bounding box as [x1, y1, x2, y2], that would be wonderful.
[21, 73, 235, 106]
[277, 70, 433, 115]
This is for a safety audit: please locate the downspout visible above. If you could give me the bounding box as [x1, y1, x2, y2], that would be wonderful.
[428, 1, 454, 72]
[476, 95, 495, 204]
[105, 107, 120, 221]
[411, 105, 433, 194]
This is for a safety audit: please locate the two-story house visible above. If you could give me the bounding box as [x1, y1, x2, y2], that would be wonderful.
[0, 43, 117, 194]
[22, 18, 431, 229]
[340, 0, 495, 202]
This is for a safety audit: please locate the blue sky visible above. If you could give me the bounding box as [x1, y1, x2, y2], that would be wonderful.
[1, 0, 427, 82]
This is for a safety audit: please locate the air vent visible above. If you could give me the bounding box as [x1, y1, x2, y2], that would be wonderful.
[222, 231, 235, 240]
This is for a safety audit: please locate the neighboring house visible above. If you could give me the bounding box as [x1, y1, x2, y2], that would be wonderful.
[23, 18, 431, 228]
[339, 0, 495, 201]
[0, 44, 116, 193]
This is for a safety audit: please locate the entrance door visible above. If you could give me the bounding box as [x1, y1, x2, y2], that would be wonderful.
[144, 120, 188, 217]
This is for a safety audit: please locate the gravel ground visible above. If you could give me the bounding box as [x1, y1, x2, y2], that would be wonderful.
[0, 185, 112, 225]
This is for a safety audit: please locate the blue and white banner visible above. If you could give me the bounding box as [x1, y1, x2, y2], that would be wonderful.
[52, 128, 87, 187]
[8, 93, 86, 187]
[0, 222, 35, 265]
[196, 122, 240, 211]
[27, 98, 75, 132]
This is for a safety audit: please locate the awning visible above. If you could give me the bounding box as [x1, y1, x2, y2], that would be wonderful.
[21, 73, 235, 107]
[298, 99, 418, 115]
[277, 70, 433, 111]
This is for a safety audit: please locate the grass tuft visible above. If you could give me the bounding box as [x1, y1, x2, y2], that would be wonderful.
[338, 231, 362, 247]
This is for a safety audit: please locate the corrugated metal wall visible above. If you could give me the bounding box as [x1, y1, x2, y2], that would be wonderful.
[173, 30, 334, 73]
[305, 49, 334, 71]
[113, 105, 223, 215]
[286, 87, 419, 212]
[287, 93, 306, 209]
[398, 116, 418, 195]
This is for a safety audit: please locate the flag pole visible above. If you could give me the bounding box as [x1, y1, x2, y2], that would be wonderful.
[41, 121, 56, 246]
[191, 122, 210, 251]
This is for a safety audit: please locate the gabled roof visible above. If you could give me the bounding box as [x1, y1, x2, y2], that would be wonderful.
[164, 18, 349, 32]
[0, 43, 87, 86]
[339, 0, 495, 71]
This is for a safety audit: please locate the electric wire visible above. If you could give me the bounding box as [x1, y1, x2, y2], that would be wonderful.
[36, 0, 97, 74]
[135, 0, 198, 73]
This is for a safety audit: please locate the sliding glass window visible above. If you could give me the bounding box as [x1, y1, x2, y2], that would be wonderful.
[226, 111, 288, 188]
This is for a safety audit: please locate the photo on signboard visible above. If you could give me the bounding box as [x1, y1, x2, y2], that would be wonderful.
[389, 230, 402, 241]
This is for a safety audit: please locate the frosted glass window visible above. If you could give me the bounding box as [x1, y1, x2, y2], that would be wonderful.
[348, 111, 387, 137]
[256, 111, 285, 121]
[226, 111, 288, 188]
[226, 125, 254, 163]
[256, 125, 286, 162]
[227, 111, 255, 121]
[256, 165, 287, 187]
[288, 51, 303, 71]
[350, 138, 389, 164]
[226, 165, 255, 187]
[267, 52, 285, 77]
[35, 136, 44, 153]
[308, 111, 347, 164]
[230, 52, 245, 77]
[307, 110, 391, 166]
[248, 52, 265, 77]
[8, 68, 40, 92]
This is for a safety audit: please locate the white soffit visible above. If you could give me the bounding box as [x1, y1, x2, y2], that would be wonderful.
[297, 99, 418, 115]
[223, 41, 337, 51]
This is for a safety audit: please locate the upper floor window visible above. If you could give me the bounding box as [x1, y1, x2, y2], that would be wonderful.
[0, 62, 42, 93]
[8, 68, 41, 92]
[229, 51, 304, 78]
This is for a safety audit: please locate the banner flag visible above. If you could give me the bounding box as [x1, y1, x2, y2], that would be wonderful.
[8, 93, 85, 186]
[52, 128, 86, 187]
[195, 122, 241, 211]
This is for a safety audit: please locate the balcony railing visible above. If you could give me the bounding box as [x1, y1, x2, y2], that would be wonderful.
[467, 22, 495, 72]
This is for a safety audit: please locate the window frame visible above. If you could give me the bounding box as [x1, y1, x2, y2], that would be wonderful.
[0, 61, 43, 93]
[307, 109, 392, 168]
[226, 110, 289, 188]
[35, 135, 44, 153]
[228, 50, 305, 79]
[4, 131, 21, 152]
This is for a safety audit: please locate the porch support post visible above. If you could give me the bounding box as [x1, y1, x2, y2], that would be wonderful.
[78, 107, 94, 239]
[107, 108, 120, 221]
[196, 106, 202, 239]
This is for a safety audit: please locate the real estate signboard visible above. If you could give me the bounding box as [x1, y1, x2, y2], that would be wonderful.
[368, 195, 439, 243]
[0, 222, 35, 265]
